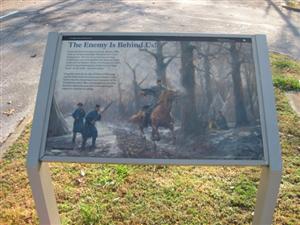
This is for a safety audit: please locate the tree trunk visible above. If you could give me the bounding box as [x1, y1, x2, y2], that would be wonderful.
[180, 42, 202, 135]
[141, 41, 175, 87]
[47, 97, 69, 137]
[230, 43, 248, 126]
[203, 55, 213, 121]
[133, 72, 140, 112]
[244, 63, 258, 122]
[156, 42, 167, 85]
[117, 80, 125, 118]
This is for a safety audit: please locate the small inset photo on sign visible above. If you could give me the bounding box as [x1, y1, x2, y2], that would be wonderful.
[43, 36, 264, 161]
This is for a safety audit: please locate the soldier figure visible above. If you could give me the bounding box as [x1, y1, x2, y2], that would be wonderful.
[215, 110, 229, 130]
[81, 104, 102, 149]
[140, 79, 167, 126]
[72, 102, 85, 143]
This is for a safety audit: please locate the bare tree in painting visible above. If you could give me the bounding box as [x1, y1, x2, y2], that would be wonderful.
[47, 97, 69, 137]
[125, 61, 140, 112]
[117, 78, 125, 118]
[194, 43, 222, 124]
[243, 59, 259, 123]
[180, 42, 203, 135]
[140, 41, 177, 86]
[227, 42, 249, 126]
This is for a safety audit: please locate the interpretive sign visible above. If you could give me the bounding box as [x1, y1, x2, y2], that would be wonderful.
[37, 34, 271, 165]
[27, 33, 281, 225]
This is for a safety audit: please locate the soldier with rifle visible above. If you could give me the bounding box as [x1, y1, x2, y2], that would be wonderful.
[71, 102, 85, 143]
[81, 102, 113, 150]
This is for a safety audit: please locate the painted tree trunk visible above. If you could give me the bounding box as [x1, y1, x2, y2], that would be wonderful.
[156, 42, 167, 85]
[244, 62, 259, 122]
[133, 72, 140, 112]
[180, 42, 202, 135]
[203, 55, 213, 122]
[230, 43, 249, 126]
[117, 80, 125, 117]
[47, 97, 69, 137]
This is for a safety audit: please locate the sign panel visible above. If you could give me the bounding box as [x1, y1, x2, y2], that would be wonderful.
[40, 33, 268, 164]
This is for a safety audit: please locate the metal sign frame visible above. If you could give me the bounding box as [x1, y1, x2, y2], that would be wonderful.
[27, 32, 281, 225]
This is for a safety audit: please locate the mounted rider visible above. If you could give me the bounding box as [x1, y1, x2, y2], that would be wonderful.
[140, 79, 167, 127]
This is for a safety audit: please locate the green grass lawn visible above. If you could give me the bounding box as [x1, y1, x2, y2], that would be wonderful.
[271, 53, 300, 91]
[0, 53, 299, 225]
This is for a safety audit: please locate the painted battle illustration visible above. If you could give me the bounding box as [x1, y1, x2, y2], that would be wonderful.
[43, 37, 264, 161]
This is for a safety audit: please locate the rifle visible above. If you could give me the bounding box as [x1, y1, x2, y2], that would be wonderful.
[101, 101, 113, 114]
[138, 74, 149, 86]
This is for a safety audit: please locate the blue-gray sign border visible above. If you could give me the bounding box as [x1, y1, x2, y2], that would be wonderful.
[29, 32, 280, 166]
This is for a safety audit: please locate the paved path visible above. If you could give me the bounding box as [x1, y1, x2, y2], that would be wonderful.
[287, 92, 300, 116]
[0, 0, 299, 146]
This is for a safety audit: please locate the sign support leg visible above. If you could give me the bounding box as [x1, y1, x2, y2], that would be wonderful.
[253, 166, 281, 225]
[27, 162, 60, 225]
